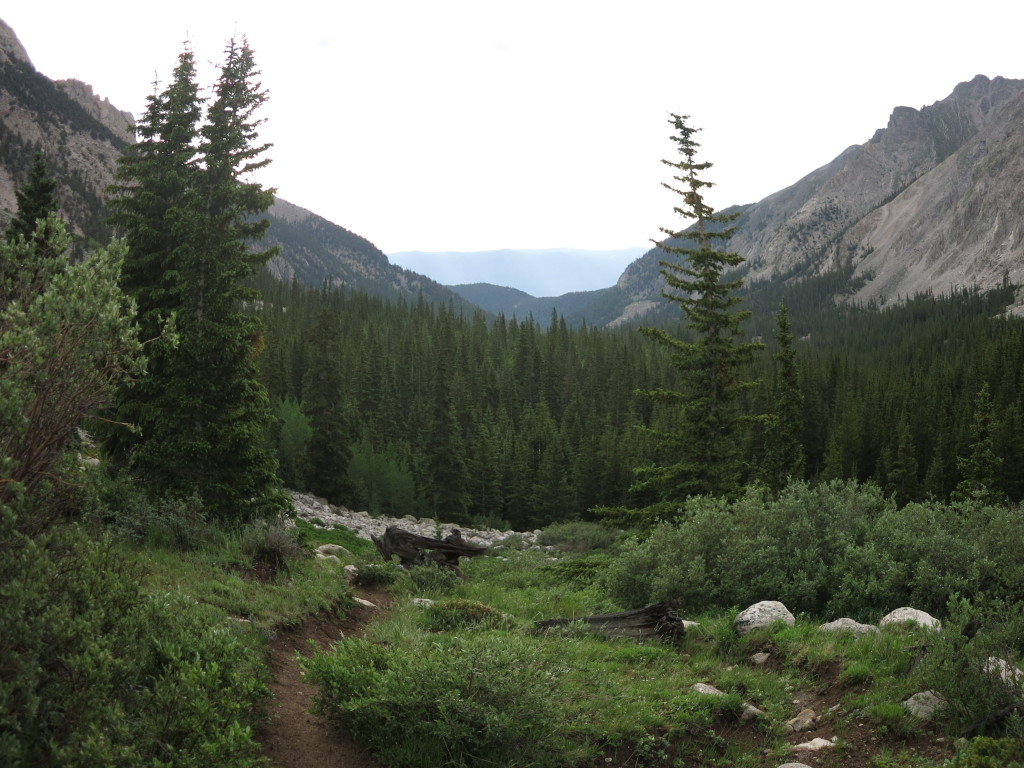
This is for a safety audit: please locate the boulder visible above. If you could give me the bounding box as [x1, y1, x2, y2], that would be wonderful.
[784, 708, 817, 733]
[879, 607, 941, 630]
[734, 601, 795, 636]
[818, 617, 879, 636]
[903, 690, 946, 719]
[791, 737, 835, 752]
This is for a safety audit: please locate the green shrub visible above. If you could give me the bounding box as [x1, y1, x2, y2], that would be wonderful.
[353, 561, 400, 587]
[953, 736, 1024, 767]
[407, 563, 461, 594]
[538, 520, 621, 553]
[302, 633, 565, 768]
[0, 512, 268, 767]
[421, 599, 505, 631]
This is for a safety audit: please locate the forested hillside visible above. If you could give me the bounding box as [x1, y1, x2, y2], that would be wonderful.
[256, 265, 1024, 528]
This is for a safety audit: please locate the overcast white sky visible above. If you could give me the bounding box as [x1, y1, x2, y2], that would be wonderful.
[5, 2, 1024, 256]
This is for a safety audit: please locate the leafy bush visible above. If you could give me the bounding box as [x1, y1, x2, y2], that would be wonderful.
[421, 599, 505, 631]
[953, 736, 1024, 767]
[407, 563, 461, 594]
[538, 520, 621, 553]
[302, 633, 565, 768]
[0, 512, 268, 767]
[602, 480, 1024, 621]
[353, 561, 400, 587]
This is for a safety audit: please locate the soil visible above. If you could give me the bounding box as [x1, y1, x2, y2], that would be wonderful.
[258, 587, 391, 768]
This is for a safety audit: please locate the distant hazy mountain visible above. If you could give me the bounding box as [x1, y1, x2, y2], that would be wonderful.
[388, 248, 648, 297]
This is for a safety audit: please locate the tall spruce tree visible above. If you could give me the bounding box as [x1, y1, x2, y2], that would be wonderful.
[760, 302, 805, 491]
[105, 40, 284, 519]
[6, 151, 59, 244]
[634, 114, 762, 503]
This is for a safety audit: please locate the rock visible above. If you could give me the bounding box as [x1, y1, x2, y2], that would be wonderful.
[734, 601, 795, 636]
[784, 708, 817, 733]
[317, 543, 352, 557]
[682, 620, 700, 631]
[791, 737, 835, 752]
[343, 564, 359, 582]
[983, 656, 1024, 685]
[691, 683, 725, 696]
[904, 691, 946, 719]
[818, 617, 879, 636]
[740, 703, 764, 721]
[315, 553, 340, 565]
[352, 597, 377, 609]
[879, 607, 941, 630]
[410, 598, 435, 607]
[751, 652, 771, 665]
[777, 763, 814, 768]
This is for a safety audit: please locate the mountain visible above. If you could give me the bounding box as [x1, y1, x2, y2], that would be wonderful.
[388, 247, 647, 297]
[599, 74, 1024, 325]
[447, 283, 606, 328]
[0, 17, 475, 314]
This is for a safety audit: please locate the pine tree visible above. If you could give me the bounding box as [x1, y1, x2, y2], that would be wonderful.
[5, 151, 59, 243]
[634, 114, 762, 502]
[302, 311, 354, 505]
[953, 382, 1004, 504]
[105, 40, 284, 519]
[760, 302, 805, 491]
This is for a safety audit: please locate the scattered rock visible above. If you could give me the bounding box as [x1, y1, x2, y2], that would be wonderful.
[316, 543, 352, 557]
[751, 652, 771, 665]
[342, 564, 359, 582]
[410, 598, 434, 607]
[740, 703, 764, 721]
[352, 597, 377, 609]
[777, 763, 814, 768]
[903, 690, 946, 719]
[818, 617, 879, 636]
[734, 601, 795, 636]
[791, 737, 835, 752]
[682, 620, 700, 631]
[983, 656, 1024, 685]
[691, 683, 725, 696]
[785, 708, 817, 733]
[879, 607, 941, 630]
[315, 553, 340, 565]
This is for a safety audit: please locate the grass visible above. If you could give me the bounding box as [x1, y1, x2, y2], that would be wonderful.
[300, 548, 962, 767]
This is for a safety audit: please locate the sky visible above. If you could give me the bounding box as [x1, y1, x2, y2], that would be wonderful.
[5, 1, 1024, 259]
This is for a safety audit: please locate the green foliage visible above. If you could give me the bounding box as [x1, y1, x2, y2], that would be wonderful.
[5, 150, 58, 242]
[602, 479, 1024, 619]
[292, 517, 376, 557]
[406, 563, 461, 594]
[301, 633, 565, 768]
[271, 396, 312, 488]
[537, 520, 622, 553]
[104, 41, 284, 521]
[0, 514, 268, 767]
[952, 737, 1024, 767]
[352, 561, 401, 587]
[420, 598, 505, 631]
[634, 113, 762, 502]
[916, 595, 1024, 739]
[0, 217, 142, 509]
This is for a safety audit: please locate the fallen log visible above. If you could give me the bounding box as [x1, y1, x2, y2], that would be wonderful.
[534, 601, 686, 643]
[371, 525, 488, 577]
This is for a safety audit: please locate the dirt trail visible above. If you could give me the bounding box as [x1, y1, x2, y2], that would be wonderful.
[258, 588, 390, 768]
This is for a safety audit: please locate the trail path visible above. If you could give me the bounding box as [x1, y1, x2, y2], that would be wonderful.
[258, 588, 390, 768]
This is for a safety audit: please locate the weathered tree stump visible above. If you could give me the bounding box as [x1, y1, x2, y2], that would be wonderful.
[534, 602, 686, 643]
[371, 525, 488, 577]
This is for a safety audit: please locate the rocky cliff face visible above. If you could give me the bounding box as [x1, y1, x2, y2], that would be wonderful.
[0, 17, 133, 242]
[608, 75, 1024, 324]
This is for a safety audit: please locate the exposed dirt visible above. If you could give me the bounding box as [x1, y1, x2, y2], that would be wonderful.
[258, 587, 391, 768]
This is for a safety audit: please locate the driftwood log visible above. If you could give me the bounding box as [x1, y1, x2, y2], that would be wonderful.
[371, 525, 488, 577]
[534, 602, 686, 643]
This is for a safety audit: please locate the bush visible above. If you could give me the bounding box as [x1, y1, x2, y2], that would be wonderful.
[0, 511, 268, 767]
[421, 599, 506, 631]
[353, 561, 400, 587]
[953, 736, 1024, 767]
[407, 563, 460, 594]
[302, 633, 565, 768]
[538, 520, 621, 553]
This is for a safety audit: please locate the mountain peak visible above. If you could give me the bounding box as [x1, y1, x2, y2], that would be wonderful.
[0, 18, 32, 67]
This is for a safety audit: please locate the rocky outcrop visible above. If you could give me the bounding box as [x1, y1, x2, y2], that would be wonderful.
[288, 490, 543, 551]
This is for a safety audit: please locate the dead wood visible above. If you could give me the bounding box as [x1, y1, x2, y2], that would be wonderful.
[370, 525, 488, 576]
[534, 601, 686, 643]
